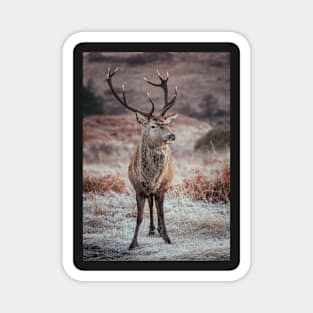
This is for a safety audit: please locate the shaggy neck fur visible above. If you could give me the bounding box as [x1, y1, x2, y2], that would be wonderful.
[138, 133, 170, 195]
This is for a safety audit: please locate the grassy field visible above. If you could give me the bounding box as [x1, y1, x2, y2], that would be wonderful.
[83, 193, 230, 261]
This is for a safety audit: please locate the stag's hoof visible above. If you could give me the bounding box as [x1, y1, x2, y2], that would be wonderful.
[148, 226, 156, 236]
[163, 236, 171, 244]
[157, 226, 163, 236]
[128, 242, 138, 250]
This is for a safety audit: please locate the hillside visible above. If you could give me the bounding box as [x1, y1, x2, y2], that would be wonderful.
[83, 52, 230, 121]
[83, 113, 211, 164]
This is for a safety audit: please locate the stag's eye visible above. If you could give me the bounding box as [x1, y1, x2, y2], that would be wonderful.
[151, 125, 156, 129]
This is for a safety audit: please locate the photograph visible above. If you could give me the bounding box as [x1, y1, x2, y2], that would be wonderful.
[81, 50, 232, 262]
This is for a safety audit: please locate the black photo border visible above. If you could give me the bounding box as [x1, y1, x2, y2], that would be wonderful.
[74, 42, 240, 271]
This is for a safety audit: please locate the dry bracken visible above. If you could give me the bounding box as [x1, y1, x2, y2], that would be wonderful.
[83, 173, 129, 194]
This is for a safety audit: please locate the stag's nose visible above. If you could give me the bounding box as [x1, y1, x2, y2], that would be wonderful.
[168, 133, 176, 141]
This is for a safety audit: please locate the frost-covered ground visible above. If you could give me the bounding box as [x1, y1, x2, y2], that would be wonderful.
[83, 192, 230, 261]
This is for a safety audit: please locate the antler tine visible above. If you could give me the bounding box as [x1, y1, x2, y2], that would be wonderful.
[106, 67, 119, 79]
[144, 69, 169, 86]
[156, 69, 168, 81]
[146, 92, 155, 116]
[144, 76, 161, 87]
[122, 84, 127, 104]
[105, 68, 154, 118]
[160, 86, 178, 116]
[144, 70, 178, 116]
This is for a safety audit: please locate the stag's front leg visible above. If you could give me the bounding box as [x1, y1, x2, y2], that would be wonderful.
[129, 193, 145, 250]
[148, 196, 156, 236]
[155, 192, 171, 244]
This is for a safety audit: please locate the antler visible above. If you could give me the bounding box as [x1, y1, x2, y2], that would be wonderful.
[144, 69, 178, 116]
[106, 67, 154, 118]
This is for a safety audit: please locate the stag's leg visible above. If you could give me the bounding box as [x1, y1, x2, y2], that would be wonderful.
[155, 192, 171, 244]
[157, 215, 162, 235]
[148, 196, 156, 236]
[129, 194, 145, 250]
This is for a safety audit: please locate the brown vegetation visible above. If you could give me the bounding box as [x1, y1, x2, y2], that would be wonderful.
[171, 162, 230, 203]
[83, 113, 208, 145]
[83, 162, 230, 204]
[83, 173, 129, 194]
[83, 114, 142, 144]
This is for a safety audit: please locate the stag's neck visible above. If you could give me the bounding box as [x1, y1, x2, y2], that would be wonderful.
[139, 139, 170, 173]
[137, 137, 171, 194]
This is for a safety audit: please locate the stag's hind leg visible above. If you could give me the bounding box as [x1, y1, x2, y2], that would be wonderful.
[148, 196, 156, 236]
[157, 215, 162, 235]
[155, 192, 171, 244]
[155, 198, 163, 236]
[129, 193, 145, 250]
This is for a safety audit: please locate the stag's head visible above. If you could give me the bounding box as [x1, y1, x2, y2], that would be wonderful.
[137, 114, 177, 147]
[106, 68, 178, 148]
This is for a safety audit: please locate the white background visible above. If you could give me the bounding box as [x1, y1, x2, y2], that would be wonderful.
[0, 1, 312, 312]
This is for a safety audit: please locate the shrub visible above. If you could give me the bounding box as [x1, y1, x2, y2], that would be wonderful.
[82, 79, 104, 116]
[172, 163, 230, 203]
[194, 123, 230, 152]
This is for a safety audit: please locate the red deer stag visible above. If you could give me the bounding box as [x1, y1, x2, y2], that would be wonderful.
[106, 68, 178, 249]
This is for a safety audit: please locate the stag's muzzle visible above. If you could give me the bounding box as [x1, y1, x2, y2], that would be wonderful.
[165, 133, 176, 143]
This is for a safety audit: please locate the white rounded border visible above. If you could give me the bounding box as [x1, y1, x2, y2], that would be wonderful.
[62, 32, 251, 282]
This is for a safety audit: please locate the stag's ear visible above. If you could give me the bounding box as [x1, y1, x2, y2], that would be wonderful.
[164, 113, 177, 125]
[136, 113, 149, 126]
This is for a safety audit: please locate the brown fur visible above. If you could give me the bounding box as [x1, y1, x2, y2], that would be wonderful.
[128, 140, 173, 196]
[128, 115, 176, 249]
